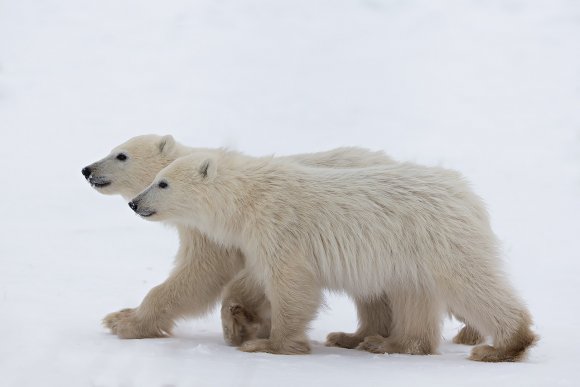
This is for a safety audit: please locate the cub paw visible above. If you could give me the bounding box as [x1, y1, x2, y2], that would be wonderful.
[221, 303, 261, 346]
[102, 308, 135, 334]
[452, 326, 485, 345]
[356, 335, 392, 354]
[102, 308, 168, 339]
[469, 345, 498, 362]
[326, 332, 364, 349]
[239, 338, 310, 355]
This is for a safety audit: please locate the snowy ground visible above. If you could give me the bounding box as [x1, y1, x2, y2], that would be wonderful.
[1, 0, 579, 386]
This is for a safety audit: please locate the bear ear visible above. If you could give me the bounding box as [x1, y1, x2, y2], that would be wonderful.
[159, 135, 176, 153]
[199, 158, 217, 179]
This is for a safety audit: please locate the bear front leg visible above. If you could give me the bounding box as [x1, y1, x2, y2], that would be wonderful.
[239, 264, 321, 355]
[103, 280, 177, 339]
[221, 268, 271, 346]
[103, 230, 243, 339]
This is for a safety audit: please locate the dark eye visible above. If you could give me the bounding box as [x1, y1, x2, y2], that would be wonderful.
[116, 153, 127, 161]
[158, 181, 168, 189]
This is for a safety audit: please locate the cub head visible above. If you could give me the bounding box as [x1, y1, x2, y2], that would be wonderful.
[127, 153, 220, 224]
[81, 135, 180, 200]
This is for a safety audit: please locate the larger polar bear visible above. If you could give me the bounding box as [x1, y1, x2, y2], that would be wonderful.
[82, 135, 481, 347]
[129, 149, 537, 362]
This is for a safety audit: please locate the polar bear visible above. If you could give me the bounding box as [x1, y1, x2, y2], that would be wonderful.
[82, 135, 482, 347]
[129, 149, 537, 362]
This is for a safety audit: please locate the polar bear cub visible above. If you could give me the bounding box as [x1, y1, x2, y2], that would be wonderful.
[83, 134, 481, 348]
[129, 149, 537, 362]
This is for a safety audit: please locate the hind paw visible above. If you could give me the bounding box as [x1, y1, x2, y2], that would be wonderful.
[326, 332, 365, 349]
[357, 335, 393, 354]
[453, 325, 485, 345]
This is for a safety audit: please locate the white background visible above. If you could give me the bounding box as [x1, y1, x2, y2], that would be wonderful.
[1, 1, 579, 386]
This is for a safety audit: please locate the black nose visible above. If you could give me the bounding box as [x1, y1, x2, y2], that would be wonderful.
[82, 167, 91, 178]
[128, 201, 138, 211]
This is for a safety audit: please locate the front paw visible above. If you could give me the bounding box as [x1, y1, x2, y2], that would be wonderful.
[239, 338, 311, 355]
[103, 308, 135, 334]
[102, 308, 168, 339]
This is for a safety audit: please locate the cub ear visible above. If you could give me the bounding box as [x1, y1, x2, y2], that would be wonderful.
[159, 135, 176, 153]
[199, 158, 217, 179]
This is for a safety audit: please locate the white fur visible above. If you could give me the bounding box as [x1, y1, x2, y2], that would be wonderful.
[91, 136, 478, 347]
[132, 149, 537, 361]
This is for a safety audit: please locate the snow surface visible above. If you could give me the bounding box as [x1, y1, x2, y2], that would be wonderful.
[1, 0, 579, 386]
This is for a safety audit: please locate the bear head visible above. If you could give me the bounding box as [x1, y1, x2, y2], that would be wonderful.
[81, 134, 179, 200]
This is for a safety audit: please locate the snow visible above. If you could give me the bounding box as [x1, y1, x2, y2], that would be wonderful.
[1, 0, 579, 386]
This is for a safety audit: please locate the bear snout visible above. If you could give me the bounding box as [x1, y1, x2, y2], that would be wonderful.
[128, 201, 139, 212]
[129, 200, 156, 217]
[82, 167, 91, 178]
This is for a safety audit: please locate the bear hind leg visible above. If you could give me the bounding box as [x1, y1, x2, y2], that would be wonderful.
[357, 287, 442, 355]
[445, 268, 538, 362]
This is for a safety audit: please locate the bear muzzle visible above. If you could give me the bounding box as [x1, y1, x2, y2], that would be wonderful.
[82, 165, 111, 188]
[129, 200, 156, 217]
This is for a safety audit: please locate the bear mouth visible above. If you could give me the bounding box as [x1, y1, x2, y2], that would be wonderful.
[138, 210, 156, 218]
[92, 181, 111, 188]
[89, 177, 111, 188]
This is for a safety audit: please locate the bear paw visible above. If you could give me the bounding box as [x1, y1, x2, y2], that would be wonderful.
[326, 332, 365, 349]
[102, 308, 135, 334]
[102, 308, 168, 339]
[221, 303, 261, 346]
[358, 335, 436, 355]
[356, 335, 393, 354]
[469, 345, 500, 362]
[452, 325, 485, 345]
[239, 338, 311, 355]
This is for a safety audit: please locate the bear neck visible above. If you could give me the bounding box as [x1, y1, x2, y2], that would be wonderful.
[206, 154, 296, 251]
[184, 151, 311, 254]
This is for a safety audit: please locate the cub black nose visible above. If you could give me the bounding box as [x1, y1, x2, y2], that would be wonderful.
[128, 201, 138, 211]
[82, 167, 91, 178]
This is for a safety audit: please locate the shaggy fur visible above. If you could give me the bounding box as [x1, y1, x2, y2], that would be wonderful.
[85, 135, 479, 346]
[130, 149, 537, 362]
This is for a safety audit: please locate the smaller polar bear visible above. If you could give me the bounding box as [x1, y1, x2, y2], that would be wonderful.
[129, 150, 537, 362]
